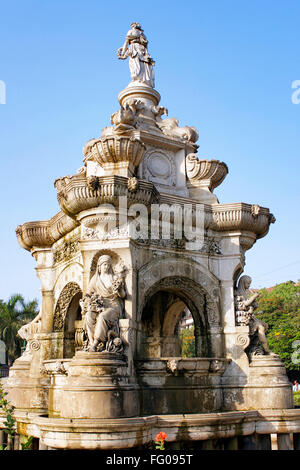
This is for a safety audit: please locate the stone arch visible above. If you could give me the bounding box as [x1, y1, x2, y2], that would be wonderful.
[139, 276, 214, 357]
[53, 282, 83, 358]
[161, 299, 187, 357]
[53, 261, 83, 302]
[138, 255, 220, 323]
[53, 282, 82, 332]
[137, 256, 222, 359]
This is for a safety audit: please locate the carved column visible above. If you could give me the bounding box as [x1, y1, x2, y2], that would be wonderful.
[238, 434, 257, 450]
[40, 290, 55, 333]
[256, 434, 271, 450]
[33, 248, 55, 334]
[224, 436, 238, 450]
[277, 433, 292, 450]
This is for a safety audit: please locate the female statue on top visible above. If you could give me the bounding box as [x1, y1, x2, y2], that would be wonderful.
[117, 22, 155, 88]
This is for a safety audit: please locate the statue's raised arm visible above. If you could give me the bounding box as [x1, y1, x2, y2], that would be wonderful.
[117, 22, 155, 88]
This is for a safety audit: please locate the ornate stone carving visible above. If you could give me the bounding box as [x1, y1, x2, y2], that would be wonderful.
[209, 359, 222, 373]
[40, 361, 68, 376]
[82, 224, 130, 241]
[16, 211, 78, 252]
[186, 154, 228, 190]
[153, 107, 198, 143]
[201, 238, 222, 255]
[87, 175, 101, 191]
[29, 339, 41, 352]
[166, 359, 178, 374]
[127, 176, 139, 192]
[53, 240, 79, 264]
[234, 275, 273, 357]
[110, 100, 145, 136]
[83, 135, 146, 177]
[143, 148, 176, 187]
[80, 255, 126, 353]
[117, 22, 155, 88]
[251, 204, 261, 218]
[53, 282, 82, 331]
[236, 333, 250, 350]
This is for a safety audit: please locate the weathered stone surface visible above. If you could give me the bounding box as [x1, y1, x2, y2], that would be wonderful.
[2, 23, 294, 451]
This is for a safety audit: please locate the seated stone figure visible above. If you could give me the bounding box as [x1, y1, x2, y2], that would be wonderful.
[81, 255, 126, 353]
[235, 275, 274, 356]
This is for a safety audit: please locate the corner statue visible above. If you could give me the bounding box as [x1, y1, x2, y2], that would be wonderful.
[117, 22, 155, 88]
[234, 275, 275, 357]
[80, 255, 126, 353]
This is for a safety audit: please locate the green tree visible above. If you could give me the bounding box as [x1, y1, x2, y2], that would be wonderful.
[179, 327, 195, 357]
[255, 281, 300, 371]
[0, 294, 39, 365]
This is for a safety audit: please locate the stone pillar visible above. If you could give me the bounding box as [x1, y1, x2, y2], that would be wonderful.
[0, 430, 5, 446]
[277, 433, 292, 450]
[201, 439, 215, 450]
[256, 434, 271, 450]
[41, 290, 54, 333]
[7, 435, 13, 450]
[13, 434, 20, 450]
[80, 249, 92, 294]
[224, 436, 238, 450]
[39, 440, 48, 450]
[238, 434, 257, 450]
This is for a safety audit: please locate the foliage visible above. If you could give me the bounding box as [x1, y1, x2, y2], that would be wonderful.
[254, 281, 300, 370]
[0, 381, 34, 450]
[0, 294, 39, 365]
[20, 435, 34, 450]
[0, 381, 15, 450]
[293, 391, 300, 406]
[155, 432, 168, 450]
[179, 327, 195, 357]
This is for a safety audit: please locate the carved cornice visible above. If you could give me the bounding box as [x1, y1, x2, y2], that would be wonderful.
[186, 155, 228, 191]
[83, 135, 146, 176]
[207, 203, 275, 238]
[16, 211, 78, 252]
[16, 179, 274, 253]
[54, 174, 159, 217]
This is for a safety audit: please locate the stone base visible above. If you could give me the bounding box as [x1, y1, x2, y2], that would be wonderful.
[136, 358, 229, 415]
[222, 354, 294, 411]
[3, 358, 50, 412]
[60, 351, 139, 419]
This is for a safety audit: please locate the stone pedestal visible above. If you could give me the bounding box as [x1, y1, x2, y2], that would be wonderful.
[4, 356, 50, 412]
[245, 355, 294, 409]
[61, 351, 139, 419]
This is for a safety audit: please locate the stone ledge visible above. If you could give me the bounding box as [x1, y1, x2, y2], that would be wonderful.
[1, 409, 299, 450]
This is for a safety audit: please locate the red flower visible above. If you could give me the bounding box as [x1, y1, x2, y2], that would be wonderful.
[155, 432, 168, 442]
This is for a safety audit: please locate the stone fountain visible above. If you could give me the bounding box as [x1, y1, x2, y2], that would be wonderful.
[1, 22, 299, 451]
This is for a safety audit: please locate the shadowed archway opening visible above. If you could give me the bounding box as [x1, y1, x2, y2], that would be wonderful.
[177, 307, 196, 357]
[138, 276, 213, 358]
[63, 291, 82, 358]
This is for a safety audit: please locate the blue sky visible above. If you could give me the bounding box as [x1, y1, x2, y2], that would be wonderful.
[0, 0, 299, 304]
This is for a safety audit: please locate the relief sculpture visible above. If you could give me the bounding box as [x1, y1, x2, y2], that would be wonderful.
[80, 255, 126, 353]
[234, 275, 275, 357]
